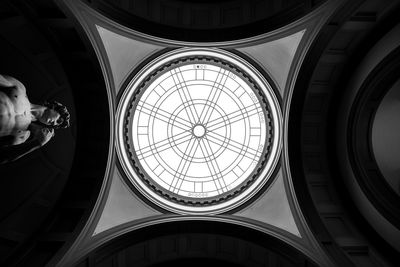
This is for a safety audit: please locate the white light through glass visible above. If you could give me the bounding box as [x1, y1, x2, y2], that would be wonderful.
[132, 62, 267, 199]
[117, 49, 282, 214]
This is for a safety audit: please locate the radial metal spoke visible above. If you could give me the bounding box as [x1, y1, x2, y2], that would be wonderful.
[137, 101, 192, 130]
[199, 138, 226, 193]
[206, 131, 261, 160]
[171, 69, 200, 124]
[199, 68, 228, 124]
[137, 130, 192, 159]
[175, 68, 200, 121]
[206, 104, 262, 131]
[170, 137, 199, 193]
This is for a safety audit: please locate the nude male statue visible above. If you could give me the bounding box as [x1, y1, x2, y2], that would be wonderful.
[0, 74, 70, 163]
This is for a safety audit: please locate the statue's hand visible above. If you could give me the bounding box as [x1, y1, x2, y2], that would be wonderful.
[31, 125, 55, 146]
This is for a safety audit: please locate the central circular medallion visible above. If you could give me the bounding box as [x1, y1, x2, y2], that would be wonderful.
[117, 48, 282, 214]
[193, 124, 206, 138]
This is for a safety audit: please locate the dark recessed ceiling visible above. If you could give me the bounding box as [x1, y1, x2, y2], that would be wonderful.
[82, 0, 326, 41]
[76, 221, 318, 267]
[0, 1, 110, 266]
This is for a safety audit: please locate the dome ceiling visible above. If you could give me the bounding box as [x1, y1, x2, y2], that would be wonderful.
[0, 0, 399, 266]
[116, 48, 282, 214]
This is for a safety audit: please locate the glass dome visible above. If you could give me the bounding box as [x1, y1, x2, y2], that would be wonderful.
[116, 48, 282, 214]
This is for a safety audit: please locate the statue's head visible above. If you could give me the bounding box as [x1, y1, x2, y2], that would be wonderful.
[38, 101, 71, 129]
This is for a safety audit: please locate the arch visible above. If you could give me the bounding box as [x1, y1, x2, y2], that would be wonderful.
[76, 220, 318, 267]
[81, 0, 327, 42]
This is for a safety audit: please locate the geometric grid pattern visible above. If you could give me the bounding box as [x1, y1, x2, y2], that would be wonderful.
[117, 48, 281, 214]
[122, 51, 277, 212]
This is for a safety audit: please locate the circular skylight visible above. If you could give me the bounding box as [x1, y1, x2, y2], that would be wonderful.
[116, 48, 282, 214]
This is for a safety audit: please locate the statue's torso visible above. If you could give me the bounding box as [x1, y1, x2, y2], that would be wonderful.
[0, 87, 31, 137]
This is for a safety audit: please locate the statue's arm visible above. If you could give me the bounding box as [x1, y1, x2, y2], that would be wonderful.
[0, 126, 53, 164]
[0, 137, 41, 164]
